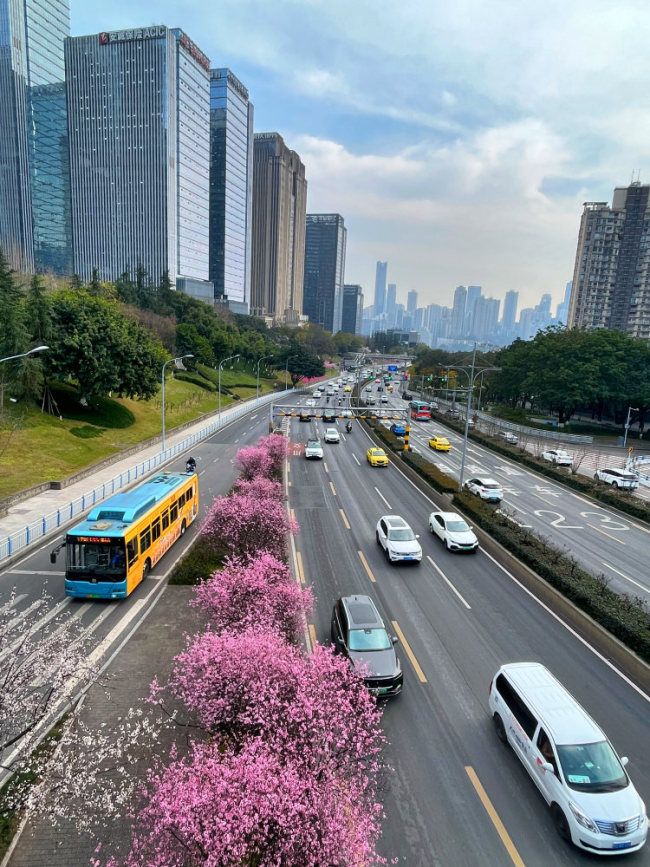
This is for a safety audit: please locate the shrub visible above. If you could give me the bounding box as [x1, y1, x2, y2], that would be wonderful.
[173, 371, 217, 392]
[233, 445, 273, 481]
[232, 476, 284, 501]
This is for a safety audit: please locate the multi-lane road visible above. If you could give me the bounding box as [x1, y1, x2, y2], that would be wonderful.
[289, 386, 650, 865]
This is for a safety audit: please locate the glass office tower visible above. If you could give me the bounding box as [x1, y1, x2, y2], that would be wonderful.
[303, 213, 347, 333]
[66, 26, 211, 288]
[0, 0, 71, 273]
[209, 68, 253, 313]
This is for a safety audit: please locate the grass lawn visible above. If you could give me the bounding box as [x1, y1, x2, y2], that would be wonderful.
[0, 371, 279, 499]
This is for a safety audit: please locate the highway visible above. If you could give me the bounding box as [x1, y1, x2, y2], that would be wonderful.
[290, 386, 650, 865]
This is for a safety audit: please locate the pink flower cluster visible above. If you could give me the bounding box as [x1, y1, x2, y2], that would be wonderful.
[110, 435, 388, 866]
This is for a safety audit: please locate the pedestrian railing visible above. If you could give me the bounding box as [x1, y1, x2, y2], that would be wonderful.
[0, 390, 291, 564]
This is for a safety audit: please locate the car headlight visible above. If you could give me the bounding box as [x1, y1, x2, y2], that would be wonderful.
[568, 801, 598, 833]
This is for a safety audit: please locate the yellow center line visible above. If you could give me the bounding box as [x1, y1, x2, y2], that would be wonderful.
[586, 523, 626, 544]
[357, 549, 376, 582]
[287, 480, 292, 487]
[465, 766, 525, 867]
[295, 551, 306, 585]
[391, 620, 427, 682]
[330, 481, 337, 496]
[323, 462, 329, 474]
[339, 508, 351, 530]
[630, 521, 650, 536]
[531, 491, 560, 507]
[308, 624, 317, 650]
[286, 462, 290, 473]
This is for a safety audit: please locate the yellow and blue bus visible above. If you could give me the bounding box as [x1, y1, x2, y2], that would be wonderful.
[52, 472, 198, 599]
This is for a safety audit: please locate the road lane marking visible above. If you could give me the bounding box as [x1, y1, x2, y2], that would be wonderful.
[602, 562, 649, 594]
[629, 521, 650, 536]
[329, 481, 337, 496]
[357, 550, 376, 583]
[296, 552, 305, 585]
[465, 766, 525, 867]
[531, 491, 561, 507]
[482, 548, 650, 703]
[352, 453, 360, 465]
[587, 523, 626, 544]
[251, 414, 257, 420]
[571, 492, 600, 507]
[286, 462, 290, 473]
[392, 620, 427, 682]
[426, 556, 471, 609]
[308, 623, 317, 649]
[323, 462, 329, 474]
[8, 570, 65, 576]
[339, 509, 351, 530]
[374, 487, 392, 509]
[290, 509, 296, 523]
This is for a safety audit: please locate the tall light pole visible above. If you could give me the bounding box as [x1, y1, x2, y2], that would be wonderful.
[623, 405, 639, 449]
[455, 344, 501, 492]
[161, 354, 194, 453]
[256, 355, 273, 399]
[218, 353, 240, 424]
[0, 345, 49, 411]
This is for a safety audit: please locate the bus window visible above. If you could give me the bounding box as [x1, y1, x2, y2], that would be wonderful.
[127, 538, 138, 565]
[187, 485, 193, 500]
[178, 492, 185, 508]
[161, 509, 169, 531]
[140, 527, 151, 552]
[170, 502, 178, 523]
[151, 518, 161, 542]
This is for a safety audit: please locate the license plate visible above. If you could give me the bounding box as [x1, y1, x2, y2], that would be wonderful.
[378, 687, 390, 695]
[403, 556, 413, 560]
[613, 842, 632, 850]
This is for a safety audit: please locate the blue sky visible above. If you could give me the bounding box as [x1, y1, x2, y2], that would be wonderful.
[71, 0, 649, 313]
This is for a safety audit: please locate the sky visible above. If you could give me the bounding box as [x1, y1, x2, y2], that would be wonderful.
[71, 0, 650, 313]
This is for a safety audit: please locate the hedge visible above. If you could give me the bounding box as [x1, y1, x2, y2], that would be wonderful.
[453, 491, 650, 664]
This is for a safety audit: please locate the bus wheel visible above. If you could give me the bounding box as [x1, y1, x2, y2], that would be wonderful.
[142, 560, 151, 581]
[180, 520, 187, 536]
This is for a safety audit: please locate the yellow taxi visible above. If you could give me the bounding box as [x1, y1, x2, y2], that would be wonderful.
[366, 447, 389, 467]
[429, 436, 451, 451]
[344, 385, 352, 392]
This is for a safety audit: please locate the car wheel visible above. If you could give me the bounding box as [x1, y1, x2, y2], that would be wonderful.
[180, 519, 187, 536]
[612, 481, 619, 489]
[594, 473, 599, 482]
[493, 713, 507, 744]
[142, 559, 151, 582]
[376, 530, 381, 545]
[551, 805, 571, 843]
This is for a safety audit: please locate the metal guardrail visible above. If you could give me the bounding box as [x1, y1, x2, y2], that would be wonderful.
[0, 390, 291, 564]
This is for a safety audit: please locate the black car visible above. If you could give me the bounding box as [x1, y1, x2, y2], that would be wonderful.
[322, 410, 336, 423]
[299, 410, 310, 422]
[402, 391, 412, 401]
[330, 595, 402, 698]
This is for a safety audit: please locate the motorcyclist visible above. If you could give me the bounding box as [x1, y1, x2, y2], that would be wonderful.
[186, 457, 197, 474]
[346, 421, 352, 433]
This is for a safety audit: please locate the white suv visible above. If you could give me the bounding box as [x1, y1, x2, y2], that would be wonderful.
[464, 477, 504, 502]
[594, 468, 639, 490]
[376, 515, 422, 564]
[542, 449, 573, 466]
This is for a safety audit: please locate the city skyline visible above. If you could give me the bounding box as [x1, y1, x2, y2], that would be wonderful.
[68, 0, 650, 312]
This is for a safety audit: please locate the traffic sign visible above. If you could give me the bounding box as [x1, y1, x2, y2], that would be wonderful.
[387, 364, 398, 371]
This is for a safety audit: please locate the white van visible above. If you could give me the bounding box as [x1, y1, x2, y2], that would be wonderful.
[488, 663, 647, 855]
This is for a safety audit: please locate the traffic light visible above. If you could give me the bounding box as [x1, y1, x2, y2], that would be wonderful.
[440, 376, 446, 384]
[425, 376, 431, 382]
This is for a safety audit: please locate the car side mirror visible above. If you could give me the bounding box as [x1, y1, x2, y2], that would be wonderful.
[415, 534, 420, 539]
[541, 761, 555, 773]
[621, 756, 629, 767]
[392, 635, 399, 644]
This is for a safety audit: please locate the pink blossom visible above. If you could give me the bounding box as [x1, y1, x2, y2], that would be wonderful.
[232, 476, 283, 501]
[201, 491, 298, 559]
[257, 433, 289, 474]
[233, 445, 272, 480]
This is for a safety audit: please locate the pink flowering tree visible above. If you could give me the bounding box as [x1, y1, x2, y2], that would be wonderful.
[233, 445, 273, 481]
[167, 631, 386, 781]
[232, 476, 283, 501]
[100, 739, 386, 867]
[257, 433, 289, 475]
[202, 492, 298, 559]
[191, 553, 312, 639]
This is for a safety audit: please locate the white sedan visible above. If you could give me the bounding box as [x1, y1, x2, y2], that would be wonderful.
[542, 449, 572, 466]
[324, 427, 340, 443]
[594, 468, 639, 489]
[428, 510, 479, 552]
[464, 477, 504, 502]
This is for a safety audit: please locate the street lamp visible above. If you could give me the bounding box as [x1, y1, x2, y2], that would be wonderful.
[161, 354, 194, 453]
[623, 406, 639, 449]
[455, 343, 501, 492]
[0, 345, 49, 365]
[256, 355, 273, 399]
[218, 353, 240, 424]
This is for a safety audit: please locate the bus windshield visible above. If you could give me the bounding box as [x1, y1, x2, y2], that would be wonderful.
[66, 539, 126, 579]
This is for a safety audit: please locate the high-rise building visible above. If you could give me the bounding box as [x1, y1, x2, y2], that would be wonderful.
[472, 296, 500, 339]
[451, 285, 467, 336]
[374, 261, 387, 316]
[0, 0, 72, 274]
[303, 214, 347, 333]
[501, 290, 519, 334]
[465, 285, 482, 333]
[208, 68, 254, 313]
[66, 26, 212, 293]
[407, 289, 418, 314]
[386, 283, 397, 323]
[556, 281, 572, 324]
[568, 183, 650, 339]
[251, 132, 307, 321]
[342, 284, 363, 335]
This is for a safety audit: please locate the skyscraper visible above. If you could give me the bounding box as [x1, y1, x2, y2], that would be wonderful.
[465, 285, 482, 333]
[208, 68, 254, 313]
[451, 285, 467, 337]
[386, 283, 397, 324]
[0, 0, 72, 273]
[556, 281, 572, 324]
[407, 289, 418, 314]
[251, 132, 307, 321]
[303, 214, 347, 333]
[472, 296, 500, 339]
[374, 261, 387, 316]
[66, 26, 212, 293]
[342, 284, 363, 335]
[568, 183, 650, 339]
[501, 290, 519, 337]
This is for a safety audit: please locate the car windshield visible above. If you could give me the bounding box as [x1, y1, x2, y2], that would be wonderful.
[307, 441, 321, 448]
[556, 741, 628, 793]
[447, 520, 470, 532]
[387, 528, 415, 541]
[349, 628, 392, 651]
[372, 450, 385, 456]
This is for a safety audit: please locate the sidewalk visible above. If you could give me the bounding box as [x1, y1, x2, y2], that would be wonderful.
[0, 390, 285, 566]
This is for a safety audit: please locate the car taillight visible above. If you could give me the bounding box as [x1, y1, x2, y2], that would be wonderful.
[488, 680, 492, 696]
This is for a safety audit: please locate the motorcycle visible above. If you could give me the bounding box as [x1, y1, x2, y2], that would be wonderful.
[186, 458, 197, 474]
[346, 422, 353, 433]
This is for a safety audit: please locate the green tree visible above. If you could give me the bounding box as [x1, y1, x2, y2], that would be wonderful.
[0, 251, 29, 410]
[283, 343, 324, 385]
[26, 274, 51, 344]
